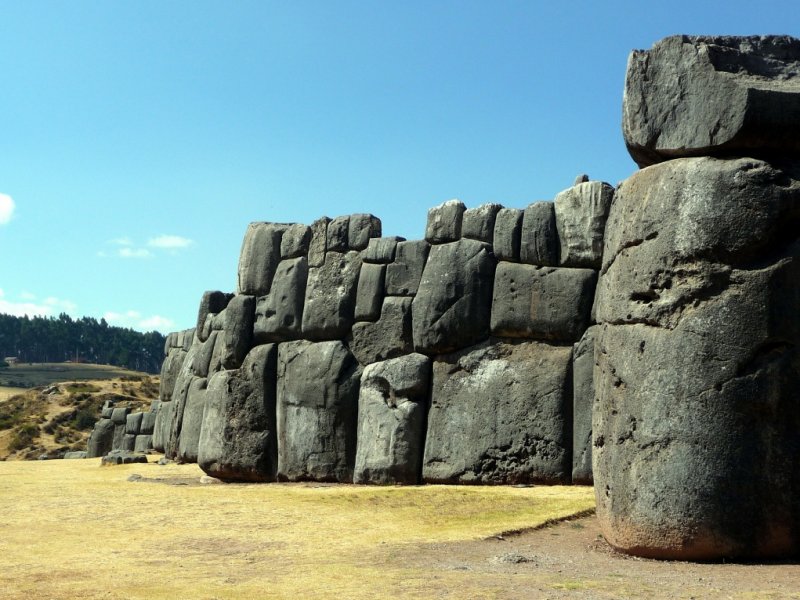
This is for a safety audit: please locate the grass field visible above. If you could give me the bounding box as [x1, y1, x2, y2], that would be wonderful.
[0, 362, 148, 390]
[0, 459, 595, 599]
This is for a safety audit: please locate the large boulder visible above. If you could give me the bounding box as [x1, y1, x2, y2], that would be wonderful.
[253, 257, 308, 342]
[158, 348, 187, 402]
[218, 295, 255, 369]
[490, 263, 596, 343]
[195, 291, 233, 342]
[276, 340, 361, 482]
[354, 263, 385, 323]
[623, 35, 800, 167]
[422, 340, 573, 484]
[152, 401, 174, 453]
[280, 223, 312, 259]
[572, 326, 597, 485]
[348, 213, 382, 250]
[236, 222, 288, 296]
[139, 411, 157, 436]
[425, 199, 466, 244]
[165, 344, 201, 458]
[520, 202, 559, 266]
[326, 215, 350, 252]
[554, 180, 615, 268]
[412, 239, 496, 354]
[363, 236, 405, 264]
[307, 216, 330, 268]
[125, 412, 143, 436]
[176, 377, 208, 463]
[384, 240, 430, 296]
[354, 353, 431, 485]
[493, 208, 523, 262]
[349, 296, 414, 366]
[301, 251, 362, 340]
[462, 203, 502, 244]
[86, 419, 115, 458]
[593, 156, 800, 560]
[198, 344, 279, 482]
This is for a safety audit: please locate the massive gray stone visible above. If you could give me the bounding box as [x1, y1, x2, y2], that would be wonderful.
[165, 344, 201, 458]
[623, 35, 800, 167]
[192, 331, 218, 378]
[112, 424, 126, 452]
[493, 208, 524, 262]
[412, 239, 497, 354]
[219, 295, 255, 369]
[110, 407, 130, 425]
[176, 377, 208, 463]
[520, 202, 559, 266]
[425, 199, 466, 244]
[159, 348, 187, 403]
[462, 203, 502, 244]
[280, 223, 312, 259]
[326, 215, 350, 252]
[301, 251, 362, 340]
[354, 263, 385, 322]
[125, 412, 143, 436]
[276, 340, 361, 482]
[237, 222, 288, 296]
[253, 257, 308, 342]
[572, 326, 597, 485]
[87, 419, 115, 458]
[594, 157, 800, 560]
[490, 263, 597, 343]
[363, 236, 405, 264]
[554, 181, 614, 269]
[196, 291, 233, 342]
[152, 401, 174, 453]
[121, 434, 136, 452]
[354, 353, 431, 485]
[134, 435, 153, 453]
[349, 297, 414, 366]
[140, 411, 157, 436]
[385, 240, 430, 296]
[308, 216, 330, 268]
[348, 213, 382, 250]
[423, 340, 573, 484]
[198, 344, 279, 482]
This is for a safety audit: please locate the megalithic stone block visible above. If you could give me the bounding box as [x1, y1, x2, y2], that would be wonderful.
[554, 180, 614, 269]
[301, 251, 362, 340]
[520, 202, 559, 266]
[462, 203, 503, 244]
[326, 215, 350, 252]
[348, 213, 382, 250]
[493, 208, 524, 262]
[198, 344, 279, 482]
[384, 240, 430, 296]
[623, 35, 800, 167]
[363, 236, 405, 264]
[253, 257, 309, 343]
[412, 239, 496, 355]
[350, 296, 414, 366]
[423, 340, 573, 485]
[276, 340, 361, 482]
[490, 263, 597, 343]
[152, 401, 174, 453]
[425, 199, 466, 244]
[354, 263, 385, 323]
[86, 419, 114, 458]
[176, 377, 208, 464]
[593, 156, 800, 561]
[196, 291, 233, 342]
[280, 223, 312, 259]
[165, 343, 201, 459]
[572, 325, 597, 485]
[237, 222, 288, 296]
[140, 411, 157, 436]
[354, 353, 431, 485]
[308, 216, 331, 268]
[220, 294, 255, 370]
[134, 435, 153, 453]
[192, 331, 218, 378]
[125, 412, 143, 436]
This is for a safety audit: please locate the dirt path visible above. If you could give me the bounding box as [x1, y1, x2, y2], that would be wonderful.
[402, 515, 800, 599]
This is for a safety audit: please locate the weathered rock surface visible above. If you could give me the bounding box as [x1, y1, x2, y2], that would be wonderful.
[462, 203, 502, 243]
[165, 344, 201, 458]
[302, 251, 362, 340]
[572, 326, 597, 485]
[554, 181, 614, 269]
[102, 451, 147, 466]
[363, 236, 404, 264]
[422, 340, 573, 484]
[520, 202, 559, 266]
[192, 331, 218, 378]
[490, 263, 597, 343]
[412, 239, 497, 354]
[276, 340, 361, 482]
[594, 156, 800, 560]
[125, 412, 143, 436]
[348, 213, 382, 250]
[354, 263, 385, 322]
[326, 215, 350, 252]
[253, 257, 308, 342]
[349, 296, 414, 365]
[199, 344, 279, 482]
[121, 434, 136, 452]
[218, 295, 256, 369]
[425, 199, 466, 244]
[158, 348, 187, 402]
[623, 35, 800, 167]
[385, 240, 430, 296]
[176, 377, 208, 463]
[354, 353, 430, 484]
[237, 222, 287, 296]
[134, 435, 153, 453]
[196, 291, 233, 342]
[87, 419, 115, 458]
[493, 208, 524, 262]
[152, 401, 174, 453]
[63, 451, 87, 459]
[110, 407, 131, 425]
[308, 216, 330, 267]
[280, 223, 312, 259]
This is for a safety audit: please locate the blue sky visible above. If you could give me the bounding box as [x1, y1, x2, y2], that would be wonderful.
[0, 1, 795, 333]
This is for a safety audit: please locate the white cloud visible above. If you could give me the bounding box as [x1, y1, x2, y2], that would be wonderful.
[119, 247, 153, 259]
[139, 315, 175, 330]
[147, 235, 193, 249]
[0, 193, 15, 225]
[44, 296, 78, 312]
[19, 291, 35, 300]
[110, 237, 133, 246]
[103, 310, 173, 332]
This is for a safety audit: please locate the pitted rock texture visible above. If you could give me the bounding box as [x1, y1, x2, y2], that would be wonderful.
[554, 180, 615, 269]
[348, 213, 382, 250]
[493, 208, 524, 262]
[302, 251, 362, 340]
[412, 238, 497, 354]
[520, 202, 559, 266]
[462, 203, 503, 243]
[276, 340, 361, 482]
[623, 35, 800, 167]
[571, 326, 597, 485]
[354, 353, 430, 484]
[253, 257, 308, 343]
[308, 216, 330, 267]
[426, 199, 466, 244]
[350, 296, 414, 366]
[280, 223, 312, 259]
[237, 223, 288, 296]
[385, 240, 430, 296]
[196, 291, 233, 342]
[594, 156, 800, 560]
[422, 340, 573, 485]
[199, 344, 279, 482]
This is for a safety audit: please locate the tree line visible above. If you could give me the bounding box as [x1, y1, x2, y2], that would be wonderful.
[0, 313, 166, 373]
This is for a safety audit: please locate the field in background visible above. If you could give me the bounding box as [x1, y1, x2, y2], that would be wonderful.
[0, 459, 595, 600]
[0, 362, 147, 389]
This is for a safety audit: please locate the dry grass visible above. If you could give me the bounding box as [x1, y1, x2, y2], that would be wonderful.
[0, 385, 21, 401]
[0, 458, 595, 599]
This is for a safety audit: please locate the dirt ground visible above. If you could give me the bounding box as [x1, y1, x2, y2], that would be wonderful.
[414, 515, 800, 599]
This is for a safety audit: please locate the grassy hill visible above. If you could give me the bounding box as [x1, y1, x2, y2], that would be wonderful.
[0, 363, 158, 460]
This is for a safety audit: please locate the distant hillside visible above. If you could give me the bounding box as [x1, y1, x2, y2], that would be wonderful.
[0, 313, 165, 374]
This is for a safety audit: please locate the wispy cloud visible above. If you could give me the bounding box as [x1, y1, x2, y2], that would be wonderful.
[103, 310, 174, 332]
[0, 291, 77, 319]
[0, 193, 15, 225]
[147, 235, 193, 249]
[118, 247, 153, 259]
[110, 237, 133, 246]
